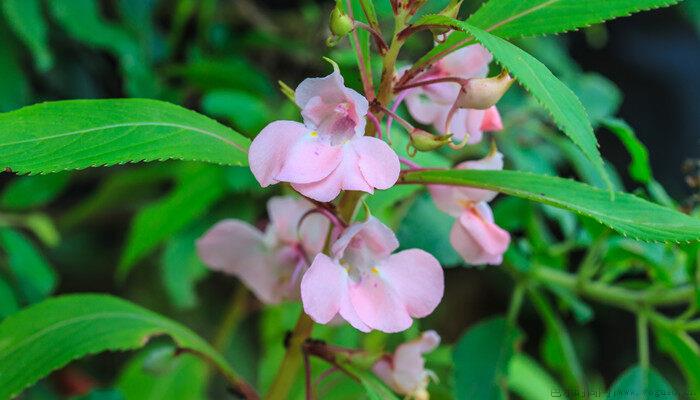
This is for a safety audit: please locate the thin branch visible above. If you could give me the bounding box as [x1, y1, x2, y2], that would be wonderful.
[346, 0, 375, 100]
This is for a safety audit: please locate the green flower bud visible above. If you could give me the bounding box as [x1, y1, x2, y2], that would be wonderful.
[329, 6, 354, 38]
[409, 129, 452, 152]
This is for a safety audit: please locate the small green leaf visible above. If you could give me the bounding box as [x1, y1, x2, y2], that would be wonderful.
[0, 99, 250, 175]
[1, 0, 52, 71]
[118, 164, 227, 278]
[606, 365, 677, 400]
[0, 276, 19, 319]
[508, 353, 568, 400]
[653, 325, 700, 395]
[1, 173, 70, 210]
[453, 316, 522, 400]
[0, 294, 243, 399]
[116, 346, 208, 400]
[602, 118, 652, 184]
[161, 228, 208, 310]
[0, 228, 57, 304]
[400, 169, 700, 243]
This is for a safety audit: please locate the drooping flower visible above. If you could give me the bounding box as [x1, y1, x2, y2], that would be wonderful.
[404, 44, 504, 144]
[249, 62, 400, 202]
[300, 217, 444, 333]
[428, 151, 510, 265]
[196, 196, 329, 304]
[373, 331, 441, 400]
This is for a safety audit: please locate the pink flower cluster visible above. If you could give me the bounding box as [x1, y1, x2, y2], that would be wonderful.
[249, 62, 400, 202]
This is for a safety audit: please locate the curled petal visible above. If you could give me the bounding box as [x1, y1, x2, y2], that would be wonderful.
[391, 331, 441, 394]
[249, 121, 308, 187]
[450, 203, 510, 265]
[295, 67, 347, 109]
[380, 250, 444, 318]
[275, 135, 343, 184]
[353, 136, 401, 190]
[331, 216, 399, 259]
[196, 220, 278, 303]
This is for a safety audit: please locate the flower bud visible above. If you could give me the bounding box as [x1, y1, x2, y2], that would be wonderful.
[329, 5, 354, 38]
[456, 70, 514, 110]
[409, 129, 452, 152]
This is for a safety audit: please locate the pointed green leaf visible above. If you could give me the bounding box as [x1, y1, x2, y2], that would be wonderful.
[1, 173, 70, 210]
[508, 353, 568, 400]
[453, 316, 522, 400]
[0, 294, 243, 399]
[0, 228, 57, 304]
[400, 169, 700, 242]
[606, 365, 676, 400]
[653, 325, 700, 395]
[0, 99, 250, 175]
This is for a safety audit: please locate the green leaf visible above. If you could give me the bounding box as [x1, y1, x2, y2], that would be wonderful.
[0, 26, 30, 113]
[0, 276, 19, 319]
[606, 365, 676, 400]
[400, 169, 700, 243]
[419, 0, 681, 69]
[602, 118, 652, 184]
[118, 164, 227, 278]
[653, 325, 700, 395]
[420, 19, 609, 190]
[1, 0, 53, 71]
[0, 228, 57, 304]
[0, 99, 250, 175]
[0, 294, 242, 399]
[116, 346, 207, 400]
[161, 228, 208, 310]
[1, 173, 70, 210]
[358, 0, 379, 28]
[508, 353, 568, 400]
[165, 58, 274, 96]
[46, 0, 159, 97]
[453, 316, 522, 400]
[341, 362, 400, 400]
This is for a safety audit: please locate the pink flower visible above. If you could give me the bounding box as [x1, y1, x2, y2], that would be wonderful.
[196, 196, 329, 304]
[372, 331, 440, 399]
[300, 217, 444, 333]
[404, 44, 503, 144]
[248, 63, 400, 202]
[428, 152, 510, 265]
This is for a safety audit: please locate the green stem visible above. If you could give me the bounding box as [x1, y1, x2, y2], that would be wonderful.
[213, 287, 249, 353]
[264, 313, 315, 400]
[533, 267, 694, 311]
[637, 313, 650, 370]
[576, 229, 609, 285]
[507, 283, 526, 325]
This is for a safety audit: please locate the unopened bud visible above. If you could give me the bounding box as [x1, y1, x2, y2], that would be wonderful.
[410, 129, 452, 152]
[329, 6, 354, 38]
[456, 70, 514, 110]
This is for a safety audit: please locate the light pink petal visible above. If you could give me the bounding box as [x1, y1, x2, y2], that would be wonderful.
[441, 44, 492, 79]
[299, 212, 331, 257]
[292, 143, 372, 202]
[380, 249, 444, 318]
[344, 88, 370, 136]
[352, 136, 400, 190]
[331, 217, 399, 259]
[452, 152, 504, 203]
[428, 184, 464, 217]
[249, 121, 308, 187]
[372, 358, 401, 393]
[481, 106, 503, 132]
[275, 136, 343, 184]
[405, 90, 445, 125]
[348, 273, 414, 333]
[300, 254, 344, 323]
[391, 331, 441, 394]
[295, 68, 346, 109]
[196, 220, 278, 303]
[450, 204, 510, 265]
[265, 196, 313, 244]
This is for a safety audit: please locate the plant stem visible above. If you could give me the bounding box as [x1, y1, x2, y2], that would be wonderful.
[264, 313, 315, 400]
[576, 230, 609, 285]
[213, 287, 249, 353]
[507, 283, 526, 325]
[345, 0, 375, 100]
[637, 313, 650, 370]
[533, 267, 694, 311]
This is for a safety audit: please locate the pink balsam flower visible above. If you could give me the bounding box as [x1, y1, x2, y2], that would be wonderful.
[249, 62, 400, 202]
[301, 217, 444, 333]
[429, 152, 510, 265]
[196, 196, 329, 304]
[404, 44, 503, 144]
[373, 331, 440, 400]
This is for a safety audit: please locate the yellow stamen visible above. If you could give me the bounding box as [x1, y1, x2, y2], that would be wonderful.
[371, 266, 380, 275]
[310, 131, 318, 137]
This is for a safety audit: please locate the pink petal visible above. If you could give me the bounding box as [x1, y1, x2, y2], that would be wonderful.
[295, 68, 347, 109]
[331, 217, 399, 259]
[450, 204, 510, 265]
[348, 272, 414, 333]
[481, 106, 503, 132]
[265, 196, 314, 244]
[428, 184, 465, 217]
[379, 249, 444, 318]
[299, 212, 331, 257]
[391, 331, 441, 394]
[353, 136, 400, 190]
[249, 121, 308, 187]
[372, 357, 400, 393]
[441, 44, 492, 79]
[196, 220, 278, 303]
[452, 151, 504, 203]
[300, 254, 344, 323]
[292, 143, 372, 202]
[405, 90, 444, 125]
[275, 135, 343, 184]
